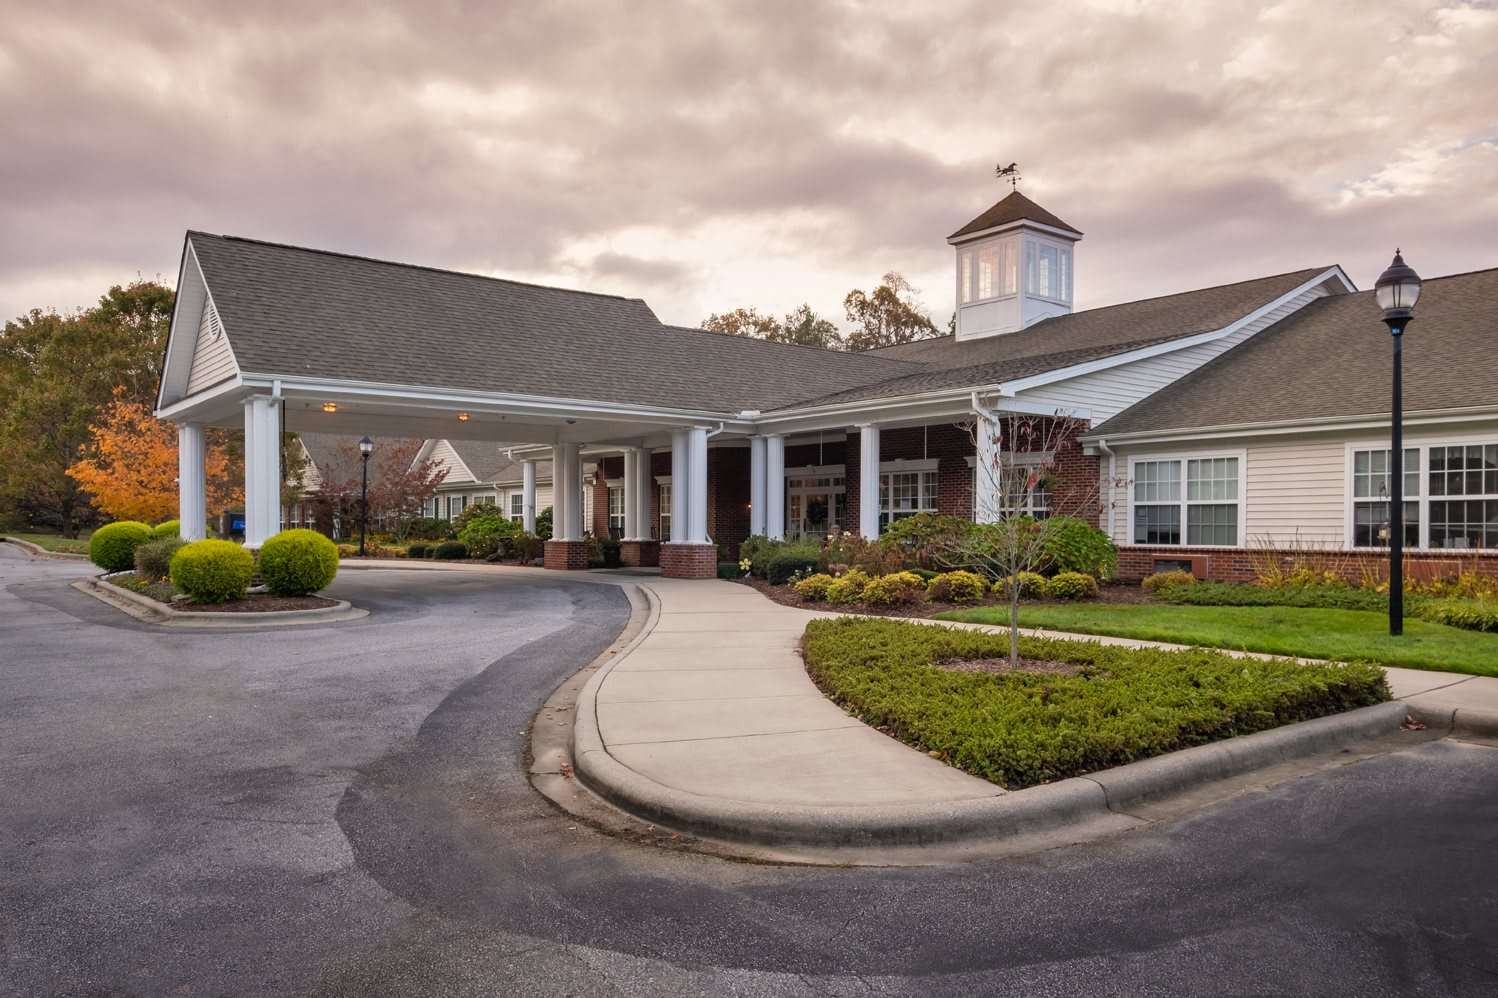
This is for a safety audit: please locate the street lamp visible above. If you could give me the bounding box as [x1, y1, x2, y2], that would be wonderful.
[358, 436, 374, 557]
[1375, 250, 1422, 637]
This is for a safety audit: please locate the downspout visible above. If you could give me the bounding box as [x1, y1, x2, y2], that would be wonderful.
[1096, 438, 1117, 544]
[703, 423, 725, 544]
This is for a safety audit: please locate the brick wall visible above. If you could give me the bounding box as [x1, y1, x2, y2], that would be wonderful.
[543, 539, 589, 571]
[660, 542, 718, 579]
[709, 446, 751, 558]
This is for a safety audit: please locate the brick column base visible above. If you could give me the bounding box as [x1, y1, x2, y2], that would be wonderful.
[620, 539, 660, 568]
[543, 540, 590, 571]
[660, 542, 719, 579]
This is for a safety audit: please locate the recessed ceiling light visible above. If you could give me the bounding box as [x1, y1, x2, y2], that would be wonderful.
[322, 402, 337, 413]
[457, 412, 470, 421]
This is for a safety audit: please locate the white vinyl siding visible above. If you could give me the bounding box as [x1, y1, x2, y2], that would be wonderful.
[427, 440, 478, 484]
[185, 299, 238, 394]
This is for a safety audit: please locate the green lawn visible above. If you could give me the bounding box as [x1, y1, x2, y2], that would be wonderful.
[936, 603, 1498, 677]
[5, 532, 91, 554]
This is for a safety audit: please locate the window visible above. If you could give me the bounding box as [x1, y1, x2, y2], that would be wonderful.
[1429, 444, 1498, 549]
[1132, 457, 1241, 546]
[958, 249, 974, 304]
[1025, 241, 1072, 302]
[1352, 447, 1419, 548]
[879, 470, 938, 526]
[509, 492, 525, 522]
[608, 486, 625, 539]
[999, 454, 1053, 519]
[658, 483, 671, 542]
[960, 238, 1018, 304]
[447, 495, 466, 519]
[474, 494, 495, 506]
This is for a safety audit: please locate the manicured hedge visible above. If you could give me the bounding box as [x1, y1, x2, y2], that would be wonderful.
[927, 570, 988, 603]
[1161, 581, 1391, 613]
[801, 617, 1390, 789]
[766, 551, 819, 586]
[1415, 597, 1498, 633]
[152, 520, 180, 539]
[433, 540, 468, 560]
[257, 529, 339, 596]
[169, 539, 255, 604]
[133, 536, 185, 583]
[861, 570, 926, 606]
[89, 521, 154, 572]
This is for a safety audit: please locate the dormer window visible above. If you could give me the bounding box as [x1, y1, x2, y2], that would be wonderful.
[1025, 241, 1072, 303]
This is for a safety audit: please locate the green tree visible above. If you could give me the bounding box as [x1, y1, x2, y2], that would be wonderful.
[842, 272, 939, 352]
[777, 304, 844, 350]
[0, 281, 175, 535]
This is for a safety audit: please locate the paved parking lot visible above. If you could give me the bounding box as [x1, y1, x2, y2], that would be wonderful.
[2, 546, 1496, 997]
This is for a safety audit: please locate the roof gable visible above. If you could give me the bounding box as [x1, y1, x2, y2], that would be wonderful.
[949, 191, 1083, 241]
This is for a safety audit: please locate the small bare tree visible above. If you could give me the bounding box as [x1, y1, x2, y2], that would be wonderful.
[939, 408, 1125, 667]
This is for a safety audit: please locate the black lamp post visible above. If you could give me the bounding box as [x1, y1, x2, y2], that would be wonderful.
[358, 436, 374, 557]
[1374, 250, 1422, 637]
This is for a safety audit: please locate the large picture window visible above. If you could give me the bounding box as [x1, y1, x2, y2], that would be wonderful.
[1429, 444, 1498, 549]
[1132, 456, 1241, 546]
[880, 470, 938, 527]
[1351, 447, 1419, 548]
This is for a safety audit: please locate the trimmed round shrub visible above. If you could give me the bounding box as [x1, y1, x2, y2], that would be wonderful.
[133, 536, 185, 583]
[793, 573, 836, 601]
[89, 521, 154, 572]
[407, 543, 429, 559]
[258, 529, 339, 597]
[767, 551, 819, 586]
[716, 561, 742, 580]
[169, 540, 254, 604]
[861, 571, 927, 606]
[994, 572, 1049, 600]
[1049, 571, 1100, 600]
[827, 569, 871, 604]
[152, 520, 180, 539]
[1141, 569, 1196, 593]
[927, 570, 989, 604]
[433, 540, 468, 560]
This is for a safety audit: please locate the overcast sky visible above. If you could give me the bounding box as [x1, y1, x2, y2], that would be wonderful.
[3, 0, 1494, 332]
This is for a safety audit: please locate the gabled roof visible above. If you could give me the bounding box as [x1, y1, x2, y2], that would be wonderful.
[297, 433, 426, 486]
[445, 439, 517, 483]
[185, 232, 920, 413]
[1090, 266, 1498, 436]
[949, 191, 1083, 241]
[780, 267, 1337, 410]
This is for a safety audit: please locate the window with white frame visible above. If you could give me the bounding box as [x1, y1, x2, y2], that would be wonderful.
[608, 485, 625, 539]
[958, 248, 974, 305]
[448, 495, 466, 519]
[1132, 456, 1241, 546]
[658, 482, 672, 542]
[880, 470, 938, 526]
[1025, 241, 1072, 302]
[1429, 443, 1498, 549]
[1351, 447, 1419, 549]
[959, 238, 1018, 305]
[474, 494, 495, 506]
[1001, 453, 1053, 519]
[509, 492, 524, 522]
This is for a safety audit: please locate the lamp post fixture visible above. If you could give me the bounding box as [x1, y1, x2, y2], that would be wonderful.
[358, 435, 374, 557]
[1374, 250, 1422, 637]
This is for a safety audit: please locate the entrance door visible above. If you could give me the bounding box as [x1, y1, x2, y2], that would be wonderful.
[786, 474, 846, 540]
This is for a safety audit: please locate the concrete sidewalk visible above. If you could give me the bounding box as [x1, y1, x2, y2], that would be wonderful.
[567, 575, 1498, 852]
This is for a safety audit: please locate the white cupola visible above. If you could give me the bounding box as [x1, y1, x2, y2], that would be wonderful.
[948, 191, 1082, 341]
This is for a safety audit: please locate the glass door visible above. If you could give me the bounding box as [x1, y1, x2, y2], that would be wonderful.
[786, 475, 846, 540]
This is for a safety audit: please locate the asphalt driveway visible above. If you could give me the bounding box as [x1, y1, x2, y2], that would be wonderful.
[2, 546, 1496, 997]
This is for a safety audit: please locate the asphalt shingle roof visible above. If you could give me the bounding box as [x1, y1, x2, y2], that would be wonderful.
[1091, 267, 1498, 436]
[786, 268, 1335, 410]
[949, 191, 1083, 240]
[188, 233, 920, 414]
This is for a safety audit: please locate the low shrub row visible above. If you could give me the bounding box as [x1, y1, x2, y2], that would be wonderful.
[1146, 576, 1393, 613]
[792, 569, 1100, 607]
[1414, 597, 1498, 633]
[801, 617, 1391, 789]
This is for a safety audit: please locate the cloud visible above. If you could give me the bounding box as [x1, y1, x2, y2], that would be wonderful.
[2, 0, 1495, 331]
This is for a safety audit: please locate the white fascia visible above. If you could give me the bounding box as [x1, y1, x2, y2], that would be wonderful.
[752, 387, 991, 435]
[1080, 404, 1498, 450]
[156, 241, 203, 412]
[155, 374, 246, 420]
[947, 219, 1081, 246]
[237, 374, 756, 431]
[999, 267, 1355, 398]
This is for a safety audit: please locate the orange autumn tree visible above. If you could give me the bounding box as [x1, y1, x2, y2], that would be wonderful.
[68, 388, 241, 524]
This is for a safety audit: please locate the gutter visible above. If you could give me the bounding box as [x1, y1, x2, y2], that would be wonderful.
[1081, 404, 1498, 448]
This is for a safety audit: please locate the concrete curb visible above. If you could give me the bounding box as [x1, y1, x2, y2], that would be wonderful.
[565, 590, 1422, 849]
[77, 576, 368, 628]
[1406, 702, 1498, 740]
[2, 536, 90, 561]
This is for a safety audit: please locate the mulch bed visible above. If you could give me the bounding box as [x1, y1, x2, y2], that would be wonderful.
[173, 594, 339, 613]
[733, 575, 1155, 618]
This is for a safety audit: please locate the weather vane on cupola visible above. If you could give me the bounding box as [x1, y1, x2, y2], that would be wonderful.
[995, 162, 1021, 190]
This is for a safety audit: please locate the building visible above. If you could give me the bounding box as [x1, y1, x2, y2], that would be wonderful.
[155, 190, 1496, 579]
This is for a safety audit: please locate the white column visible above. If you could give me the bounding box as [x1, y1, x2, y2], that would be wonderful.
[764, 434, 785, 541]
[669, 430, 688, 543]
[974, 407, 1001, 523]
[858, 423, 881, 539]
[521, 459, 537, 534]
[550, 443, 572, 540]
[687, 426, 708, 544]
[243, 396, 281, 547]
[749, 436, 767, 537]
[621, 449, 637, 540]
[631, 447, 654, 541]
[177, 422, 207, 541]
[566, 446, 585, 541]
